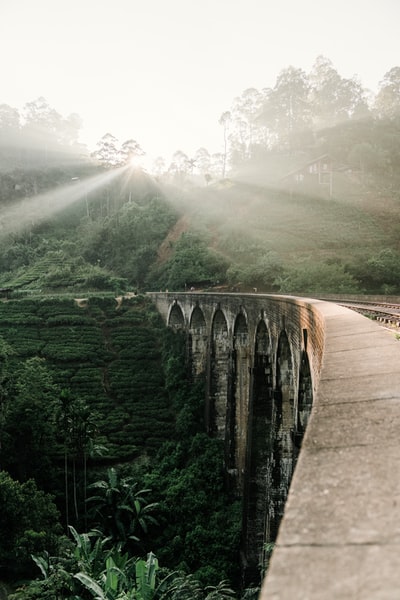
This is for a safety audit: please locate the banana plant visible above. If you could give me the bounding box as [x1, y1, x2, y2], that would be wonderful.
[86, 468, 158, 551]
[204, 580, 236, 599]
[135, 552, 158, 600]
[74, 551, 159, 600]
[69, 525, 111, 578]
[31, 550, 52, 579]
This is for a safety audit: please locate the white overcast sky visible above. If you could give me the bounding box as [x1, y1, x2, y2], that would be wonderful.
[0, 0, 399, 162]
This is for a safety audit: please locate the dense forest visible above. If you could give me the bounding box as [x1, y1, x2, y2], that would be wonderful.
[0, 56, 399, 599]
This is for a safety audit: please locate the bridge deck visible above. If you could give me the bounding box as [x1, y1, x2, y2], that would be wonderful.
[261, 300, 400, 599]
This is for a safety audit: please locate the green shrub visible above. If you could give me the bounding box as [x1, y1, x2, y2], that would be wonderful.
[0, 472, 61, 579]
[276, 259, 360, 294]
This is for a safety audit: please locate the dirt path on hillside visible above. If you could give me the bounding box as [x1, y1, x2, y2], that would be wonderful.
[156, 215, 191, 265]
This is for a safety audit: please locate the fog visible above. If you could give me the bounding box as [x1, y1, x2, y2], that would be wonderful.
[0, 166, 127, 238]
[2, 0, 398, 159]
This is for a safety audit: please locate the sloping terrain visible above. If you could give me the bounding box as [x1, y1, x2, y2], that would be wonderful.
[177, 179, 399, 265]
[0, 295, 174, 460]
[0, 168, 399, 295]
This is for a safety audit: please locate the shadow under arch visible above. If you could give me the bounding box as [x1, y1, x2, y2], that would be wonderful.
[207, 308, 229, 438]
[294, 349, 313, 454]
[188, 304, 208, 377]
[168, 301, 185, 328]
[229, 311, 250, 489]
[242, 318, 273, 585]
[269, 330, 295, 543]
[190, 304, 207, 332]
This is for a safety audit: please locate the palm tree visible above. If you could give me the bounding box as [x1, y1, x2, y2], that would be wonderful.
[57, 391, 100, 529]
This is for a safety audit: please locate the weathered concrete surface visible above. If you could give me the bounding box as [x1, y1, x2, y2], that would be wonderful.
[148, 292, 400, 598]
[261, 302, 400, 600]
[149, 291, 325, 579]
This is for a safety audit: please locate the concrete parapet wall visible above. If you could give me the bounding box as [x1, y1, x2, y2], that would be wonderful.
[260, 300, 400, 599]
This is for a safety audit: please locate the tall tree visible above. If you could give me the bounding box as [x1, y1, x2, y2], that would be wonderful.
[168, 150, 190, 185]
[308, 56, 343, 127]
[152, 155, 166, 177]
[374, 66, 400, 119]
[57, 391, 100, 529]
[339, 75, 371, 120]
[0, 336, 13, 471]
[228, 89, 267, 163]
[0, 103, 21, 145]
[22, 96, 63, 148]
[194, 147, 212, 183]
[120, 138, 145, 166]
[265, 66, 311, 151]
[19, 97, 85, 164]
[309, 55, 370, 128]
[1, 357, 60, 489]
[218, 111, 231, 176]
[0, 471, 61, 579]
[59, 112, 83, 148]
[92, 133, 121, 167]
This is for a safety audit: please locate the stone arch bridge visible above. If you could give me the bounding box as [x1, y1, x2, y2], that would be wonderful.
[148, 292, 400, 599]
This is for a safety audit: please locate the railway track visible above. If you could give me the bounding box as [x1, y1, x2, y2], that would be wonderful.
[323, 298, 400, 329]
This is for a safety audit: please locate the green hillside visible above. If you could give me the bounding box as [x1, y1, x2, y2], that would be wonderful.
[183, 180, 392, 260]
[0, 294, 173, 463]
[1, 170, 399, 297]
[146, 174, 399, 294]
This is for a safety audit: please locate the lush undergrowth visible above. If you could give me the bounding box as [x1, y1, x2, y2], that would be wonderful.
[0, 294, 243, 597]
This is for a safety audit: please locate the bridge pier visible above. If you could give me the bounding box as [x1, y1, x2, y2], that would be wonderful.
[149, 292, 316, 586]
[149, 292, 400, 598]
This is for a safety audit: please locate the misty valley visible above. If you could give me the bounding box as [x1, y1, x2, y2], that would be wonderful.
[0, 56, 400, 599]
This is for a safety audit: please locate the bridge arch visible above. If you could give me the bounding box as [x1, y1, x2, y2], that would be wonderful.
[295, 349, 313, 452]
[234, 310, 249, 343]
[269, 330, 295, 542]
[211, 306, 230, 337]
[188, 305, 208, 376]
[167, 301, 185, 328]
[189, 304, 207, 332]
[208, 308, 230, 437]
[242, 317, 274, 584]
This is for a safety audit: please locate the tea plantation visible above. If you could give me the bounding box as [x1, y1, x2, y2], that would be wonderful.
[0, 294, 174, 460]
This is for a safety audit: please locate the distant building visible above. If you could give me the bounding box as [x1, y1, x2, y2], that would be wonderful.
[280, 154, 352, 197]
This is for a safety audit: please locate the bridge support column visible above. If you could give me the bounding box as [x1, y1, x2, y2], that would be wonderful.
[188, 305, 208, 377]
[207, 309, 230, 438]
[242, 320, 274, 586]
[268, 332, 295, 543]
[230, 314, 251, 492]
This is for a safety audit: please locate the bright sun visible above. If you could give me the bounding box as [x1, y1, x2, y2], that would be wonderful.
[128, 153, 154, 173]
[129, 155, 141, 168]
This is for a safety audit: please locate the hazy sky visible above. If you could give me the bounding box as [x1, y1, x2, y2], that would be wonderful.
[1, 0, 399, 163]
